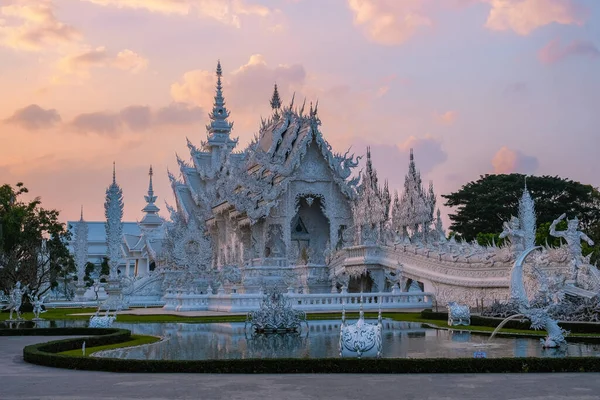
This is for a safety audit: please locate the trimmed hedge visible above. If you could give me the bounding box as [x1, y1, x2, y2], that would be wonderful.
[421, 310, 600, 334]
[9, 325, 600, 373]
[21, 339, 600, 373]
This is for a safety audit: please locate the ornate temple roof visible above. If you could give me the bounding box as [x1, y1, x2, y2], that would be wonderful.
[171, 63, 361, 226]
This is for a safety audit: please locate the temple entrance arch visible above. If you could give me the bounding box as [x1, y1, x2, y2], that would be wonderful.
[290, 194, 330, 265]
[348, 272, 374, 293]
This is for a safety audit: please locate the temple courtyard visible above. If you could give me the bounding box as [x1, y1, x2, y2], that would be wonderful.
[0, 336, 597, 400]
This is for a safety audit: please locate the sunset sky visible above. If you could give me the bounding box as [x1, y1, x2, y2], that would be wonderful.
[1, 0, 599, 227]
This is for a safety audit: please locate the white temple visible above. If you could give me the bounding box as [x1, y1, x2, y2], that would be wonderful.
[67, 61, 595, 311]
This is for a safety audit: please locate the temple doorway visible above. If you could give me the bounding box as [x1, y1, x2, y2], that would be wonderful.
[348, 273, 374, 293]
[290, 196, 330, 265]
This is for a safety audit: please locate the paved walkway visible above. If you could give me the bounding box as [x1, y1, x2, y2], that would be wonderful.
[2, 337, 600, 399]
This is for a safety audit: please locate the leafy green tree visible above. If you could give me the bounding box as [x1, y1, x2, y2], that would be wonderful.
[99, 257, 110, 282]
[475, 232, 505, 247]
[443, 174, 600, 264]
[83, 261, 96, 287]
[443, 174, 600, 239]
[0, 182, 74, 295]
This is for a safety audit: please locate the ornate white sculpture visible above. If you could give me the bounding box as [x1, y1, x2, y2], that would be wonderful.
[73, 207, 88, 301]
[550, 213, 594, 280]
[101, 163, 125, 310]
[245, 288, 307, 333]
[339, 299, 383, 358]
[447, 301, 470, 326]
[29, 293, 48, 320]
[89, 307, 118, 328]
[499, 216, 525, 259]
[104, 163, 124, 280]
[522, 307, 568, 348]
[3, 281, 28, 320]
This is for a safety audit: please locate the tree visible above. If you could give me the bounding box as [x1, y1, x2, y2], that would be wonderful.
[443, 174, 600, 263]
[0, 182, 73, 295]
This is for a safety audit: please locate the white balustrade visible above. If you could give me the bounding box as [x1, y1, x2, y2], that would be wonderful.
[162, 290, 433, 312]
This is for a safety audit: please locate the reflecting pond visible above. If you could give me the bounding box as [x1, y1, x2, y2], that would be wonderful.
[88, 320, 600, 360]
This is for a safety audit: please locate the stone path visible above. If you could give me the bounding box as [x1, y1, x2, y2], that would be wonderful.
[1, 336, 599, 400]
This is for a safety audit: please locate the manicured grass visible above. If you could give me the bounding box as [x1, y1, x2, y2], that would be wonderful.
[4, 307, 600, 338]
[58, 334, 161, 357]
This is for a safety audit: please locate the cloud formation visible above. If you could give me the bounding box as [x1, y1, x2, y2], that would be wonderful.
[3, 104, 61, 130]
[54, 46, 148, 81]
[346, 0, 432, 45]
[538, 39, 600, 65]
[345, 0, 589, 45]
[484, 0, 588, 36]
[435, 111, 457, 125]
[80, 0, 272, 28]
[0, 0, 81, 51]
[69, 103, 204, 135]
[491, 146, 538, 174]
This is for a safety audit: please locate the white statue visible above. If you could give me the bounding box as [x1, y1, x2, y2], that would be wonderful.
[499, 216, 525, 258]
[4, 281, 28, 320]
[89, 308, 118, 328]
[339, 300, 382, 358]
[522, 307, 568, 348]
[29, 293, 48, 320]
[447, 302, 470, 326]
[550, 214, 594, 280]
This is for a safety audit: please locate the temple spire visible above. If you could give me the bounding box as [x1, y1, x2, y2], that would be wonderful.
[80, 205, 84, 221]
[270, 83, 281, 110]
[141, 165, 161, 228]
[205, 60, 235, 148]
[104, 163, 124, 280]
[270, 83, 281, 120]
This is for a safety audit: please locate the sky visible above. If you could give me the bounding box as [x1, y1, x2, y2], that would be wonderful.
[1, 0, 599, 228]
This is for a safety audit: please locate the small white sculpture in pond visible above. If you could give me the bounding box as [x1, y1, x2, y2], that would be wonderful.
[89, 308, 118, 328]
[339, 299, 383, 358]
[245, 287, 307, 333]
[522, 307, 568, 348]
[29, 293, 48, 320]
[447, 302, 470, 326]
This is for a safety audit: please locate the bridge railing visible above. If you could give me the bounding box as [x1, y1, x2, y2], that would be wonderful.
[162, 290, 433, 312]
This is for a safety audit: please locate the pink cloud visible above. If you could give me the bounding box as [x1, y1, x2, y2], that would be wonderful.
[0, 0, 81, 51]
[491, 146, 538, 174]
[538, 39, 600, 65]
[435, 111, 457, 125]
[346, 0, 433, 45]
[484, 0, 588, 36]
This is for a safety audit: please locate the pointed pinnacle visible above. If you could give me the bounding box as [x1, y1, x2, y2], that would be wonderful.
[216, 60, 222, 77]
[80, 205, 84, 221]
[112, 162, 116, 184]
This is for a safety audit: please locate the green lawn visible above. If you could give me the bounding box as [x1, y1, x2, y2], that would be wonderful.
[3, 307, 600, 338]
[58, 334, 161, 357]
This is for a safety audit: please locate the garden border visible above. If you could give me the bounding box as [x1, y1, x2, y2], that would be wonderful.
[7, 327, 600, 373]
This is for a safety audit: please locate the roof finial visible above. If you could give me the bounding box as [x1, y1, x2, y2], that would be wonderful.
[141, 164, 160, 227]
[112, 161, 116, 184]
[80, 205, 84, 221]
[206, 59, 233, 139]
[289, 92, 295, 109]
[270, 83, 281, 110]
[148, 165, 154, 194]
[524, 175, 528, 190]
